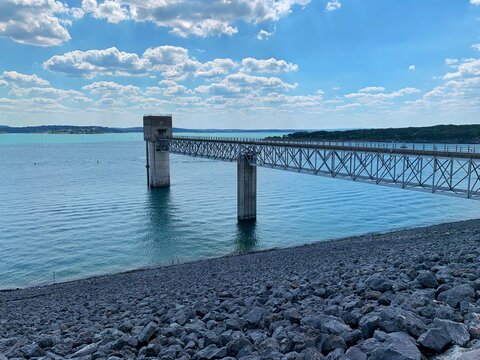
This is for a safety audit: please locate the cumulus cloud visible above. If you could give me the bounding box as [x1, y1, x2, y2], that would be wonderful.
[472, 44, 480, 51]
[443, 58, 480, 79]
[241, 58, 298, 73]
[325, 0, 341, 12]
[358, 86, 385, 93]
[1, 71, 50, 86]
[345, 87, 420, 105]
[81, 81, 140, 95]
[81, 0, 129, 23]
[256, 29, 274, 40]
[43, 47, 148, 77]
[0, 80, 8, 87]
[409, 65, 416, 71]
[471, 0, 480, 5]
[445, 58, 458, 66]
[43, 46, 298, 82]
[195, 73, 297, 95]
[81, 0, 310, 37]
[0, 0, 82, 46]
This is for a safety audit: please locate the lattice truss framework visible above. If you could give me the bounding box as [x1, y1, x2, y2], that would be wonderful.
[157, 138, 480, 200]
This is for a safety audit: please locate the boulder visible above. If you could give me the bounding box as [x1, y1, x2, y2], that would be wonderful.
[137, 321, 158, 343]
[366, 274, 393, 292]
[416, 271, 439, 289]
[370, 332, 421, 360]
[193, 344, 227, 360]
[438, 285, 475, 308]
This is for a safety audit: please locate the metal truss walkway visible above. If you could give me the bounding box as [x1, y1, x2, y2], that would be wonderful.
[157, 136, 480, 200]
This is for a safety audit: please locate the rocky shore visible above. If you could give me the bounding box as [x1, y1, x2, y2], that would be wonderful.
[1, 219, 480, 360]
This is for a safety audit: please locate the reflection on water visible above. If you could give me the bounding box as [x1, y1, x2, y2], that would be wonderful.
[235, 221, 258, 253]
[141, 187, 176, 262]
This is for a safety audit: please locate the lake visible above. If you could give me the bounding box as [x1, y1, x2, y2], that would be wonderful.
[1, 132, 479, 289]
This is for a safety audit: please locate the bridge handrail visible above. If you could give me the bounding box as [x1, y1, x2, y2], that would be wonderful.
[161, 135, 478, 157]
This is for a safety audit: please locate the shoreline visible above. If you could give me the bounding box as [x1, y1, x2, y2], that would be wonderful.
[0, 218, 471, 293]
[1, 218, 480, 359]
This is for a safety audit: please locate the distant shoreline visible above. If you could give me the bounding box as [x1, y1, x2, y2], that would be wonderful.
[266, 124, 480, 144]
[0, 125, 299, 135]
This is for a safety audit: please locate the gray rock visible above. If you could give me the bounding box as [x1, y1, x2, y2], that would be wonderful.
[418, 327, 452, 353]
[465, 312, 480, 339]
[370, 332, 421, 360]
[25, 343, 45, 358]
[111, 336, 137, 351]
[137, 321, 158, 343]
[118, 321, 133, 333]
[359, 314, 380, 339]
[438, 284, 475, 308]
[246, 307, 266, 327]
[225, 318, 243, 331]
[320, 334, 346, 354]
[366, 274, 393, 292]
[378, 307, 428, 338]
[434, 345, 480, 360]
[71, 342, 99, 358]
[226, 337, 252, 356]
[300, 347, 324, 360]
[193, 344, 227, 360]
[433, 318, 470, 347]
[416, 271, 438, 288]
[345, 347, 367, 360]
[284, 309, 302, 324]
[139, 343, 162, 357]
[37, 336, 56, 349]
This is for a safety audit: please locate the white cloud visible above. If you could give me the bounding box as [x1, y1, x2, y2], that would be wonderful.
[445, 58, 458, 66]
[325, 0, 341, 12]
[82, 81, 140, 96]
[0, 0, 81, 46]
[157, 80, 191, 96]
[1, 71, 50, 86]
[256, 29, 274, 40]
[44, 46, 298, 82]
[0, 80, 8, 87]
[472, 44, 480, 51]
[81, 0, 311, 37]
[241, 58, 298, 73]
[43, 47, 148, 77]
[443, 58, 480, 79]
[358, 86, 385, 93]
[471, 0, 480, 5]
[9, 86, 86, 101]
[195, 73, 297, 95]
[409, 65, 416, 71]
[81, 0, 129, 23]
[345, 87, 420, 105]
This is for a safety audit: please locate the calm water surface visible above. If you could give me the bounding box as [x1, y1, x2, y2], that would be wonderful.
[1, 132, 480, 289]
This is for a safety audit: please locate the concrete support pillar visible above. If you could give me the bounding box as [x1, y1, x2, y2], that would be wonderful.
[147, 141, 170, 187]
[143, 115, 172, 188]
[237, 154, 257, 221]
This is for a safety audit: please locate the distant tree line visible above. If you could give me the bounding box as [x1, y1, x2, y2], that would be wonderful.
[268, 125, 480, 143]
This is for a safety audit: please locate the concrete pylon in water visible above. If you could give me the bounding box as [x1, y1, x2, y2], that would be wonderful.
[237, 154, 257, 221]
[143, 115, 172, 188]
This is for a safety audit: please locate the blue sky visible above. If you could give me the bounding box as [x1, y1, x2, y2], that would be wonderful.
[0, 0, 479, 129]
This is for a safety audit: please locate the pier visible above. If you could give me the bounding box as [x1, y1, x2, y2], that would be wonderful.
[144, 115, 480, 221]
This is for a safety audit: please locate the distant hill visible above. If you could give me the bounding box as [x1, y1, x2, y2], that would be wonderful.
[267, 124, 480, 144]
[0, 125, 294, 135]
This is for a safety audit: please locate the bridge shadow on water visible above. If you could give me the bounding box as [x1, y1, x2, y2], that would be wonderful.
[234, 221, 259, 253]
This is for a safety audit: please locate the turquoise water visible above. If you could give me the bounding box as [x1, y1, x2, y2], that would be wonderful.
[1, 133, 480, 289]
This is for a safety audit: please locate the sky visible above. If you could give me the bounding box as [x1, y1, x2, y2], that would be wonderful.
[0, 0, 479, 129]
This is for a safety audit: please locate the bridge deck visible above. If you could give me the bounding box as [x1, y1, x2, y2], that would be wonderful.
[157, 136, 480, 200]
